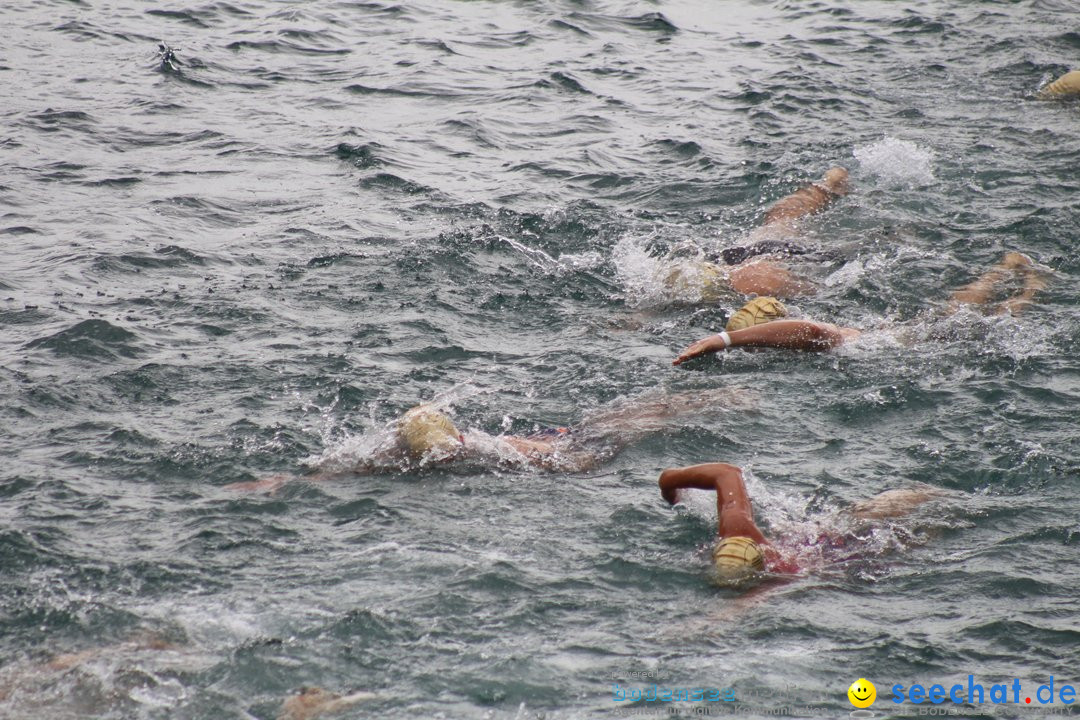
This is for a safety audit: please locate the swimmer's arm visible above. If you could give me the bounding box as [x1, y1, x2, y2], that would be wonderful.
[673, 320, 857, 365]
[503, 436, 556, 456]
[848, 486, 950, 521]
[501, 436, 584, 471]
[224, 470, 344, 493]
[659, 463, 741, 504]
[224, 474, 292, 493]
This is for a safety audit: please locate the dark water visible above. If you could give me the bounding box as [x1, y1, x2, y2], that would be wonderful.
[2, 1, 1078, 718]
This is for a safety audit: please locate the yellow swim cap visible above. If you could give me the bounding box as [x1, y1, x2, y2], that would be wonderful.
[1038, 69, 1080, 99]
[712, 536, 765, 578]
[398, 406, 462, 460]
[725, 296, 787, 332]
[660, 262, 729, 303]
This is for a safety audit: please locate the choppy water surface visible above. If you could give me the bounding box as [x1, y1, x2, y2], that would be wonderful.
[2, 1, 1079, 718]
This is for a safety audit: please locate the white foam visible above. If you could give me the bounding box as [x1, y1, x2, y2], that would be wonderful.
[311, 429, 398, 473]
[498, 235, 563, 273]
[612, 234, 722, 307]
[853, 137, 935, 186]
[128, 677, 188, 708]
[821, 256, 869, 289]
[611, 233, 665, 307]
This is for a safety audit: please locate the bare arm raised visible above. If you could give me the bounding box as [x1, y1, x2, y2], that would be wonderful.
[658, 463, 768, 544]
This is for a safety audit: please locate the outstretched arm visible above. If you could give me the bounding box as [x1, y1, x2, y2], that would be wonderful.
[848, 485, 949, 521]
[658, 463, 767, 542]
[673, 319, 857, 365]
[224, 469, 346, 494]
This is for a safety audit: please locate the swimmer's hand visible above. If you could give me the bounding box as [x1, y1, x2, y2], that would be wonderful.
[660, 485, 683, 505]
[673, 334, 727, 365]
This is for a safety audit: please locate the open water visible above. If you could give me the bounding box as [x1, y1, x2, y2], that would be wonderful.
[1, 1, 1078, 718]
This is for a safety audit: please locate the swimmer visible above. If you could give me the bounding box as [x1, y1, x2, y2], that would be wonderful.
[673, 251, 1049, 364]
[393, 389, 756, 470]
[227, 407, 581, 492]
[658, 462, 948, 581]
[393, 404, 579, 469]
[156, 42, 181, 73]
[227, 389, 752, 492]
[659, 166, 850, 300]
[0, 633, 374, 720]
[0, 632, 192, 717]
[279, 686, 377, 720]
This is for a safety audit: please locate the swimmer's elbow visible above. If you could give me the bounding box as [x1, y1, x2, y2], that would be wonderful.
[699, 462, 742, 477]
[814, 325, 843, 350]
[805, 322, 849, 351]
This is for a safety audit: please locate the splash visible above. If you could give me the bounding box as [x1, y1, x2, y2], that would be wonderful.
[892, 308, 1056, 365]
[612, 235, 729, 307]
[304, 384, 490, 474]
[853, 137, 935, 186]
[497, 235, 604, 276]
[611, 233, 663, 306]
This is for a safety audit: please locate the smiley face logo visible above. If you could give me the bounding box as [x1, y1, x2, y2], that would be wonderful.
[847, 678, 876, 708]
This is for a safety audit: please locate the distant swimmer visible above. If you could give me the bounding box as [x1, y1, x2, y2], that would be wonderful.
[393, 404, 579, 469]
[279, 686, 377, 720]
[228, 389, 751, 492]
[659, 166, 850, 300]
[1037, 69, 1080, 99]
[0, 633, 373, 720]
[394, 391, 748, 469]
[156, 42, 181, 73]
[657, 462, 948, 583]
[673, 251, 1049, 364]
[226, 406, 573, 492]
[0, 634, 178, 716]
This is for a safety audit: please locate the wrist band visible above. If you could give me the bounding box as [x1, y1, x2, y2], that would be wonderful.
[716, 331, 732, 348]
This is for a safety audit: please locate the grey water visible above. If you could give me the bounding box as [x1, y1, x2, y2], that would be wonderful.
[1, 1, 1078, 718]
